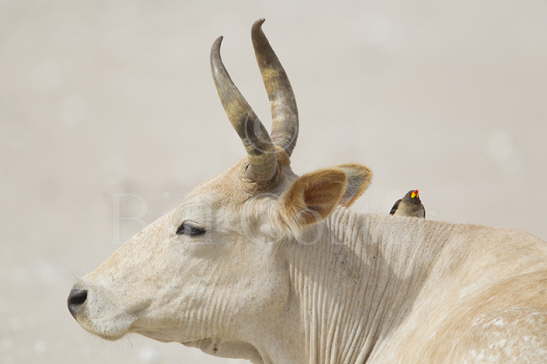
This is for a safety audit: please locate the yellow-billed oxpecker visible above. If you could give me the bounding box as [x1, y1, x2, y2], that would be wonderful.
[389, 189, 426, 218]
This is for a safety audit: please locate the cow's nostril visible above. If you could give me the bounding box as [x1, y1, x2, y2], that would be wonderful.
[67, 288, 88, 317]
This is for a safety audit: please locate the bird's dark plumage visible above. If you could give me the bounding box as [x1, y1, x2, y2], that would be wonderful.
[389, 199, 402, 215]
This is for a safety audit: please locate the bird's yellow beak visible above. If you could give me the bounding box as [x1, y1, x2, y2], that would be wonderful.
[410, 190, 419, 199]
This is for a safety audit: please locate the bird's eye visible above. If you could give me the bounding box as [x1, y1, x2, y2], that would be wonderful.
[176, 221, 206, 236]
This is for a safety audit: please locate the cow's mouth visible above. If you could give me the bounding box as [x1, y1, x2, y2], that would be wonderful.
[75, 312, 135, 341]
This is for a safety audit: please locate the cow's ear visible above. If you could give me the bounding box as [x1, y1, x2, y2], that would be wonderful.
[335, 164, 372, 207]
[279, 168, 347, 228]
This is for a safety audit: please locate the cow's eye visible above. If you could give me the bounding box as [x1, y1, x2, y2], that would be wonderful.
[176, 221, 206, 236]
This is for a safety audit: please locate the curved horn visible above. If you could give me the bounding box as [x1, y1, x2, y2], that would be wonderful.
[210, 36, 277, 182]
[252, 19, 299, 156]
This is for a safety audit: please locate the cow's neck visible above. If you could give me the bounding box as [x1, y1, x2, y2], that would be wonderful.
[263, 207, 454, 364]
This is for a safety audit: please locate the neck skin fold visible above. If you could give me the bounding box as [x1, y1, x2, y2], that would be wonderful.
[210, 207, 455, 364]
[273, 207, 453, 364]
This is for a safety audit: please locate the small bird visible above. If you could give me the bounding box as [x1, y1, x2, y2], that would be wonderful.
[389, 189, 426, 218]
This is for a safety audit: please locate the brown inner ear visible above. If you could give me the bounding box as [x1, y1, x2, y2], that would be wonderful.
[304, 177, 345, 213]
[283, 170, 347, 226]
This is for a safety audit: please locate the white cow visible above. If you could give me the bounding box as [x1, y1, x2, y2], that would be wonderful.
[68, 19, 547, 364]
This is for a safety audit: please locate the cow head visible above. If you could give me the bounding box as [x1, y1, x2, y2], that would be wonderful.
[68, 19, 372, 358]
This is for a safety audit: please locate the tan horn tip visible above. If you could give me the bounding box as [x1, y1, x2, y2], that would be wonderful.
[212, 35, 224, 50]
[210, 36, 224, 70]
[252, 18, 266, 31]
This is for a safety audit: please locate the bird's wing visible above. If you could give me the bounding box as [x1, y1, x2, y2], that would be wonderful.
[389, 199, 402, 215]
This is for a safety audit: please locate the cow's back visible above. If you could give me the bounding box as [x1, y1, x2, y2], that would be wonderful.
[369, 225, 547, 364]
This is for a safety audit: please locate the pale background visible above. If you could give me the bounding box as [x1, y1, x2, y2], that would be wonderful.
[1, 0, 546, 363]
